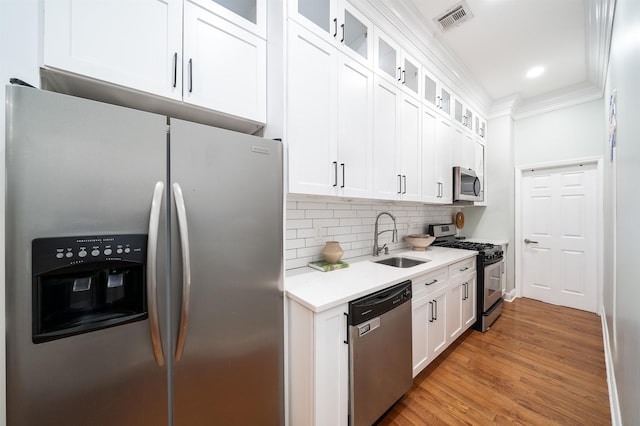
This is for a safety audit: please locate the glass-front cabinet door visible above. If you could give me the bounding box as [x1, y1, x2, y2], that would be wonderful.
[375, 32, 400, 82]
[423, 69, 438, 109]
[195, 0, 266, 38]
[290, 0, 371, 66]
[439, 85, 452, 117]
[341, 3, 372, 66]
[401, 52, 420, 98]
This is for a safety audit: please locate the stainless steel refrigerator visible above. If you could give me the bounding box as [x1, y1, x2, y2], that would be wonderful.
[5, 85, 284, 425]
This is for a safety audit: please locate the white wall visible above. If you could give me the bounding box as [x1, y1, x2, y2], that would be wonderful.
[0, 0, 40, 424]
[514, 99, 604, 166]
[603, 0, 640, 421]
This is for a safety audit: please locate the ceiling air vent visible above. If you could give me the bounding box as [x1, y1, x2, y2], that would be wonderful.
[434, 1, 473, 32]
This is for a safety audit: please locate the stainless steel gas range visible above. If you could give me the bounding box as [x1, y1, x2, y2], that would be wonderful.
[428, 224, 504, 332]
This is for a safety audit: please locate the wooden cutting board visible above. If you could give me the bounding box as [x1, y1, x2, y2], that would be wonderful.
[455, 211, 465, 229]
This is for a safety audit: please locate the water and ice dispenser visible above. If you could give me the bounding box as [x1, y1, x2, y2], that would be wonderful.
[32, 234, 148, 343]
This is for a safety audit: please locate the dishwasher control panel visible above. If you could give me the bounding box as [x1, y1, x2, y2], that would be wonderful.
[348, 280, 412, 326]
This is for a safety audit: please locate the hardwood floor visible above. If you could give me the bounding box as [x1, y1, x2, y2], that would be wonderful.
[378, 297, 611, 425]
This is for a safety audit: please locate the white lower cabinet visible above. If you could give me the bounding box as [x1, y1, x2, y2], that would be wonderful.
[288, 255, 477, 423]
[463, 276, 477, 329]
[427, 288, 448, 360]
[411, 267, 448, 377]
[289, 301, 349, 425]
[447, 271, 477, 341]
[412, 257, 477, 378]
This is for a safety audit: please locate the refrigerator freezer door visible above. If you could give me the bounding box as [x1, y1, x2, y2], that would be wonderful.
[5, 86, 169, 425]
[169, 119, 284, 425]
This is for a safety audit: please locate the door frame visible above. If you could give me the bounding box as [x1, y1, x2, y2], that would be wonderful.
[514, 156, 604, 314]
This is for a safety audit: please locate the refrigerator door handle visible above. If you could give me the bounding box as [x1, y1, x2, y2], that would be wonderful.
[173, 182, 191, 361]
[147, 181, 166, 366]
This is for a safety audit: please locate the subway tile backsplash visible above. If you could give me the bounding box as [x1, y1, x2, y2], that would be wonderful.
[285, 196, 462, 270]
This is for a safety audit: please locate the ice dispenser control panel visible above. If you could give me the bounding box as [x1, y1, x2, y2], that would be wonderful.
[32, 234, 147, 275]
[32, 234, 148, 343]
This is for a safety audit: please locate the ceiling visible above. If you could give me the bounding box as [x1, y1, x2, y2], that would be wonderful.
[403, 0, 610, 108]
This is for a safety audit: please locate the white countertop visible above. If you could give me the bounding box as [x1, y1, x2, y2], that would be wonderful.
[285, 246, 477, 313]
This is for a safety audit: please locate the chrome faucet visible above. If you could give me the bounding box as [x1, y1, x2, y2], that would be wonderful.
[373, 212, 398, 256]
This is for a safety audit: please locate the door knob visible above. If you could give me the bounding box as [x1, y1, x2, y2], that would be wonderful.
[524, 238, 539, 244]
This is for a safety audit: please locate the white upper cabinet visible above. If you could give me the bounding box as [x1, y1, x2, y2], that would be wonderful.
[475, 115, 487, 139]
[372, 76, 420, 201]
[287, 21, 372, 198]
[373, 29, 420, 99]
[289, 0, 373, 67]
[204, 0, 266, 38]
[44, 0, 183, 101]
[422, 105, 452, 204]
[372, 76, 401, 200]
[453, 125, 475, 171]
[453, 95, 474, 132]
[43, 0, 267, 123]
[183, 0, 266, 123]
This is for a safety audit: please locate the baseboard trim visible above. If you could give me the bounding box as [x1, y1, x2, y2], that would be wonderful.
[601, 308, 622, 425]
[503, 289, 517, 302]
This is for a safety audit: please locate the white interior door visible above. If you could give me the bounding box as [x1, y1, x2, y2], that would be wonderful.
[521, 163, 598, 312]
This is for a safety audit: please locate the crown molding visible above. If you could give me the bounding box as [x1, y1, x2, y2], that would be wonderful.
[585, 0, 616, 90]
[488, 95, 522, 120]
[361, 0, 614, 120]
[513, 81, 602, 120]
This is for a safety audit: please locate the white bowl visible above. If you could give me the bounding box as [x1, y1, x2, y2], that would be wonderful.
[404, 234, 435, 251]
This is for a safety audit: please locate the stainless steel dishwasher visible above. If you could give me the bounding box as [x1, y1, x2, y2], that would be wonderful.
[348, 280, 413, 426]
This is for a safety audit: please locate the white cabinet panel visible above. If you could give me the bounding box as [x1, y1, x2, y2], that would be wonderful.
[184, 1, 266, 122]
[287, 22, 372, 198]
[44, 0, 266, 123]
[337, 54, 373, 198]
[289, 301, 349, 426]
[44, 0, 183, 101]
[287, 23, 338, 196]
[373, 76, 400, 199]
[399, 94, 421, 201]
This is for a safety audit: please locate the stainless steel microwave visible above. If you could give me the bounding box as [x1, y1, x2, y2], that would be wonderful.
[453, 166, 483, 203]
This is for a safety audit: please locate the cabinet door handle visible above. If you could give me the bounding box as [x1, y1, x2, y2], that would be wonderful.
[333, 161, 338, 187]
[460, 266, 469, 272]
[402, 69, 406, 84]
[425, 279, 438, 286]
[172, 52, 178, 88]
[188, 58, 193, 93]
[397, 67, 402, 81]
[341, 23, 345, 43]
[524, 238, 539, 244]
[397, 174, 402, 194]
[434, 299, 438, 320]
[402, 175, 407, 194]
[333, 18, 338, 37]
[340, 163, 345, 188]
[343, 312, 349, 344]
[429, 301, 434, 323]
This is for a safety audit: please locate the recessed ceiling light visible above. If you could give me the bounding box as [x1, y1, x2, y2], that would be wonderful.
[526, 66, 545, 79]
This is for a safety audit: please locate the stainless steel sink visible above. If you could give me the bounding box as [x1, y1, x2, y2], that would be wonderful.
[373, 257, 429, 268]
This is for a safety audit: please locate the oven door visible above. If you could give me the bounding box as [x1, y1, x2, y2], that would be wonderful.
[483, 258, 503, 311]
